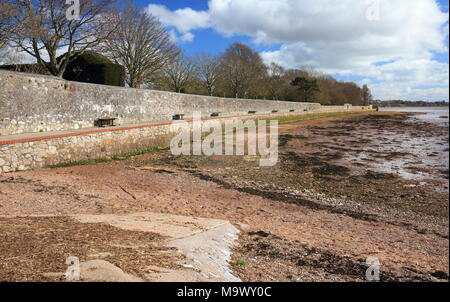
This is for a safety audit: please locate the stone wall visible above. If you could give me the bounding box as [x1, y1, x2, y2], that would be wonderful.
[0, 113, 287, 173]
[0, 109, 374, 174]
[0, 70, 374, 174]
[0, 122, 175, 173]
[0, 70, 322, 136]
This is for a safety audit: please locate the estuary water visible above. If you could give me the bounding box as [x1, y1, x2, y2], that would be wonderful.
[376, 107, 449, 190]
[380, 107, 449, 126]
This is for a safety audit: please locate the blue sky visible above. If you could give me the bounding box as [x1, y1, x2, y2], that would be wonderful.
[138, 0, 449, 101]
[136, 0, 278, 55]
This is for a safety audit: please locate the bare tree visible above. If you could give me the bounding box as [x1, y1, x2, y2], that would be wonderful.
[193, 53, 221, 96]
[98, 2, 179, 88]
[220, 42, 267, 98]
[159, 55, 195, 93]
[6, 0, 117, 77]
[220, 58, 246, 98]
[264, 62, 285, 100]
[0, 1, 16, 50]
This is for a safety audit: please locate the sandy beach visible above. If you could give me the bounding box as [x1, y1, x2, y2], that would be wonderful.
[0, 111, 448, 282]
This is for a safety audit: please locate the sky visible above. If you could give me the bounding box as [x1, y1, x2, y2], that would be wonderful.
[137, 0, 449, 101]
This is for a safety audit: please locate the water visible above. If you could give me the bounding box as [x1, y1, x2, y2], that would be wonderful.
[372, 107, 449, 189]
[380, 107, 449, 126]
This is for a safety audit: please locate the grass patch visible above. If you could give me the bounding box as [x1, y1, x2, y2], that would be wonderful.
[236, 258, 249, 266]
[47, 158, 110, 168]
[111, 146, 166, 160]
[47, 145, 166, 169]
[277, 111, 364, 125]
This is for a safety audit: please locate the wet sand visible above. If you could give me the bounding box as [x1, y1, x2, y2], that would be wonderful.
[0, 111, 448, 282]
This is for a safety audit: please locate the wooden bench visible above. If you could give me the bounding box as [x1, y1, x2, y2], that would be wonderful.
[172, 114, 185, 120]
[95, 118, 116, 127]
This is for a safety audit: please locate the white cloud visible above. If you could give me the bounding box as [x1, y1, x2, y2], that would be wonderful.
[352, 58, 449, 101]
[146, 0, 449, 101]
[147, 4, 210, 32]
[181, 32, 195, 42]
[146, 4, 208, 45]
[168, 29, 195, 43]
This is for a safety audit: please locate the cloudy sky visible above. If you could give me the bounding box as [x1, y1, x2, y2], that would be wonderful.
[138, 0, 449, 101]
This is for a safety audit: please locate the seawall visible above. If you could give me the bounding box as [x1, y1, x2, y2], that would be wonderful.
[0, 70, 373, 173]
[1, 69, 322, 136]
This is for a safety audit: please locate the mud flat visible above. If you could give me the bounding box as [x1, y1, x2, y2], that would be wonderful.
[0, 111, 448, 282]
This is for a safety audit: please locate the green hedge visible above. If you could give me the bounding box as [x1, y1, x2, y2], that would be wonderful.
[63, 51, 125, 87]
[63, 62, 126, 87]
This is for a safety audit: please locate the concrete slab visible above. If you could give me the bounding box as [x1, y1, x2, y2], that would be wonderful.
[162, 222, 241, 282]
[80, 260, 144, 282]
[72, 212, 229, 239]
[72, 212, 241, 282]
